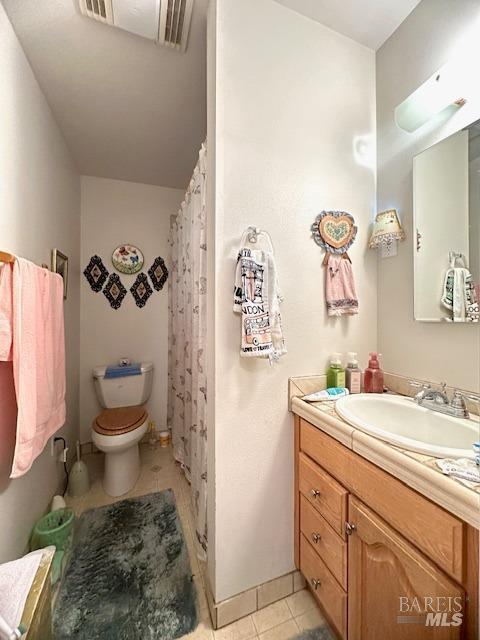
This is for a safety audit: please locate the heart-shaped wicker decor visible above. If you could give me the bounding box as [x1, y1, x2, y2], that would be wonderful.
[319, 214, 355, 249]
[311, 211, 357, 254]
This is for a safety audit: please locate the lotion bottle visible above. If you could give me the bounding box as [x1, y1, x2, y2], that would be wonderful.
[364, 352, 384, 393]
[345, 352, 362, 394]
[326, 353, 346, 388]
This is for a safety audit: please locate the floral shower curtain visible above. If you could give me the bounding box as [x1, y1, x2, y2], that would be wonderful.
[168, 143, 208, 557]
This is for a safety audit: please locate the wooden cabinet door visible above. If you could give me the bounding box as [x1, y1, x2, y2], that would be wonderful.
[348, 497, 465, 640]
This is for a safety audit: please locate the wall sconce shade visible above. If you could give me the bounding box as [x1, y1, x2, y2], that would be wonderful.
[369, 209, 405, 249]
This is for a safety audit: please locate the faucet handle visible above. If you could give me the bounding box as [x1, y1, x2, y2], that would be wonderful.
[451, 389, 466, 404]
[440, 381, 447, 392]
[450, 389, 471, 417]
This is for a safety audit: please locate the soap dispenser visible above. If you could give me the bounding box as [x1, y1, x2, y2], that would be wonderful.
[345, 352, 362, 394]
[364, 352, 384, 393]
[327, 353, 346, 388]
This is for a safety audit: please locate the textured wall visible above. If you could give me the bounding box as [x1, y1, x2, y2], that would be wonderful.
[0, 2, 80, 562]
[209, 0, 377, 601]
[79, 176, 183, 442]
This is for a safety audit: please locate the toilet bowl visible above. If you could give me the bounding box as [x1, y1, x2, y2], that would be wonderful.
[91, 405, 149, 497]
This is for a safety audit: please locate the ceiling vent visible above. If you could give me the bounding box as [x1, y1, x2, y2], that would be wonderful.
[78, 0, 194, 52]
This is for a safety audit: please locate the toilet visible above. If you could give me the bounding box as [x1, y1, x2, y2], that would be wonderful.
[91, 362, 153, 497]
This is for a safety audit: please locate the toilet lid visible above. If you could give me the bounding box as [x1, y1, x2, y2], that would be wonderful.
[93, 406, 147, 436]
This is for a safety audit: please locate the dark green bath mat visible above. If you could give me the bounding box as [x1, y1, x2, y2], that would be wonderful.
[295, 626, 335, 639]
[53, 490, 197, 640]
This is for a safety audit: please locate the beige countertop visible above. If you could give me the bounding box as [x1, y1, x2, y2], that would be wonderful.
[289, 375, 480, 530]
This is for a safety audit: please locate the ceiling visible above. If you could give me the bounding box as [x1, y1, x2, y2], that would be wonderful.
[274, 0, 422, 50]
[2, 0, 207, 189]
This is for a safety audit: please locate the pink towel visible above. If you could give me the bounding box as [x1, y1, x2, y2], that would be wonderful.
[0, 258, 66, 478]
[325, 254, 358, 316]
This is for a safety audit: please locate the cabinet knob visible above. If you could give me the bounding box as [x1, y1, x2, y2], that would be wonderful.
[310, 488, 321, 499]
[311, 532, 321, 544]
[311, 578, 321, 590]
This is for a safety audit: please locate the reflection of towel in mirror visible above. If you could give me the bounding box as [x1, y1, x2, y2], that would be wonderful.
[233, 247, 286, 362]
[325, 254, 358, 316]
[441, 268, 479, 322]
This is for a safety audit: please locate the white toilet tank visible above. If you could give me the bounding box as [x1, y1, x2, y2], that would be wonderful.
[93, 361, 154, 408]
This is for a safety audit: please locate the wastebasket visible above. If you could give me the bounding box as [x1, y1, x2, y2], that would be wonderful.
[30, 508, 74, 552]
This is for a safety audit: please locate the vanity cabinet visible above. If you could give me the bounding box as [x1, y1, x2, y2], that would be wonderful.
[293, 415, 479, 640]
[348, 497, 464, 639]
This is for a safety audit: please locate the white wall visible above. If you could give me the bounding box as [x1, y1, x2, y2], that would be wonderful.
[376, 0, 480, 391]
[79, 177, 183, 442]
[0, 2, 80, 562]
[209, 0, 377, 601]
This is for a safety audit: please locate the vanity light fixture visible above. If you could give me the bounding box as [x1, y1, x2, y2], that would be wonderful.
[393, 16, 480, 134]
[395, 66, 466, 133]
[369, 209, 405, 258]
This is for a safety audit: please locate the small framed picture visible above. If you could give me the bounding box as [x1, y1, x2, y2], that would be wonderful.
[51, 249, 69, 299]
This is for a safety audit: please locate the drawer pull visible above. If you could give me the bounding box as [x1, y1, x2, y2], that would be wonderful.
[311, 578, 321, 590]
[311, 532, 321, 544]
[310, 488, 321, 499]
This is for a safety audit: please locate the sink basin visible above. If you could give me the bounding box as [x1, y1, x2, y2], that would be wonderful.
[335, 393, 479, 459]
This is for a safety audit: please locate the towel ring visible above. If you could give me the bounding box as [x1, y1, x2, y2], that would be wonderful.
[448, 251, 467, 268]
[240, 226, 275, 254]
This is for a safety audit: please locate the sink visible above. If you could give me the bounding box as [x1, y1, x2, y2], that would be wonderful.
[335, 393, 479, 459]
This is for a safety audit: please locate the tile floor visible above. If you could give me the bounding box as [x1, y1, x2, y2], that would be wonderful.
[65, 444, 326, 640]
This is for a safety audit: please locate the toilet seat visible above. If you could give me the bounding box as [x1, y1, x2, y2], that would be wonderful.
[93, 406, 147, 436]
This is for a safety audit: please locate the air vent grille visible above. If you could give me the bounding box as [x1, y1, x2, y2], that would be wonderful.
[79, 0, 114, 24]
[78, 0, 194, 52]
[159, 0, 193, 52]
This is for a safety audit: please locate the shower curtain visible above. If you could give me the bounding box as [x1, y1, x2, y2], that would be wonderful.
[168, 143, 208, 557]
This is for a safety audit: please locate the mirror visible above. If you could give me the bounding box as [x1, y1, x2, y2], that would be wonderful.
[413, 120, 480, 322]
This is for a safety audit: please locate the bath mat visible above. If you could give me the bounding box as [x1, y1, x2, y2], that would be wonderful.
[53, 490, 197, 640]
[295, 626, 335, 639]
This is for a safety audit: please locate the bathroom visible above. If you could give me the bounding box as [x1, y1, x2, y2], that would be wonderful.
[0, 0, 479, 638]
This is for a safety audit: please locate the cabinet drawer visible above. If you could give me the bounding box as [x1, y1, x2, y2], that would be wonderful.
[300, 494, 347, 589]
[300, 534, 347, 639]
[300, 418, 465, 583]
[299, 452, 348, 539]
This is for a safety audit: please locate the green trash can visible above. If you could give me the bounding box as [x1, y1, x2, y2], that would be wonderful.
[31, 508, 74, 552]
[30, 508, 75, 585]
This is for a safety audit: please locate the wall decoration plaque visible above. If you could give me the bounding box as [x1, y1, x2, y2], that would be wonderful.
[103, 273, 127, 310]
[148, 256, 169, 291]
[83, 255, 109, 292]
[311, 211, 357, 255]
[112, 244, 144, 274]
[131, 273, 153, 308]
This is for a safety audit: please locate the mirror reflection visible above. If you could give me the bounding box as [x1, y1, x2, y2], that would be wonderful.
[413, 120, 480, 323]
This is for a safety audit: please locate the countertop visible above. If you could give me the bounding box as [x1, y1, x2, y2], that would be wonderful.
[289, 375, 479, 530]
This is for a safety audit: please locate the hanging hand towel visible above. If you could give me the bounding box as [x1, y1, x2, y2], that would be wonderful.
[0, 258, 66, 478]
[233, 247, 286, 361]
[441, 262, 479, 323]
[325, 254, 358, 316]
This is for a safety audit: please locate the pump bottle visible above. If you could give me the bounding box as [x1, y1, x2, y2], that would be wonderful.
[364, 352, 384, 393]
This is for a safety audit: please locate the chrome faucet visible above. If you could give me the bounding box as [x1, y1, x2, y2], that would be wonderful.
[409, 381, 478, 419]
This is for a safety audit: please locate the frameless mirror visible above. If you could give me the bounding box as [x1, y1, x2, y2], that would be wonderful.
[413, 120, 480, 322]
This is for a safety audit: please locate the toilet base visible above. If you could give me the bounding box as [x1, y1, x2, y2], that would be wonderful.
[103, 444, 141, 497]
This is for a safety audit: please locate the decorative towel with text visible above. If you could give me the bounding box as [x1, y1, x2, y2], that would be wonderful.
[234, 248, 286, 361]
